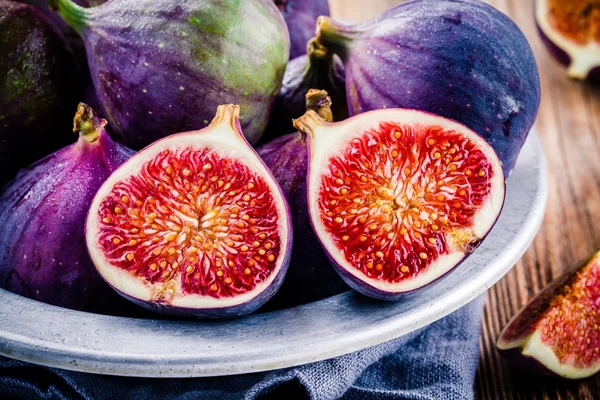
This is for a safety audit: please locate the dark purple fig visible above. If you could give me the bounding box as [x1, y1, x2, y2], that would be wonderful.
[261, 39, 347, 143]
[498, 250, 600, 379]
[86, 105, 293, 319]
[315, 0, 541, 176]
[274, 0, 330, 59]
[0, 104, 134, 314]
[536, 0, 600, 81]
[258, 90, 348, 309]
[49, 0, 290, 149]
[293, 107, 505, 300]
[0, 0, 80, 186]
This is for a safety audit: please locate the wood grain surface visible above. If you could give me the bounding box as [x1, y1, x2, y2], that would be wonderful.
[330, 0, 600, 398]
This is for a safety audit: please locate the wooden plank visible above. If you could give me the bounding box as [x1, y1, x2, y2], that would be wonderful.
[328, 0, 600, 398]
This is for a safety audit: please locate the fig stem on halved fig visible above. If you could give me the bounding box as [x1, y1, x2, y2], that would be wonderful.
[293, 110, 329, 137]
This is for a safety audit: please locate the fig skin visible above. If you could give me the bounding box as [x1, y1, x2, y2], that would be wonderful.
[258, 91, 348, 308]
[49, 0, 290, 149]
[261, 39, 348, 144]
[274, 0, 330, 60]
[0, 0, 81, 187]
[0, 104, 135, 314]
[316, 0, 541, 176]
[497, 250, 600, 379]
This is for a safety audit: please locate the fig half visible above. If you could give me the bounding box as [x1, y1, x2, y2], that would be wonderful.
[497, 250, 600, 379]
[536, 0, 600, 80]
[294, 109, 505, 300]
[86, 105, 292, 318]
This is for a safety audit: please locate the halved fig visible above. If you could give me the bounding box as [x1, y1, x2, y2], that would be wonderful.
[86, 105, 292, 318]
[293, 109, 505, 300]
[497, 250, 600, 379]
[536, 0, 600, 79]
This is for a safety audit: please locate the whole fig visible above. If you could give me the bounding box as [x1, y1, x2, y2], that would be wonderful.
[0, 104, 134, 314]
[316, 0, 541, 176]
[0, 0, 80, 186]
[262, 39, 347, 143]
[50, 0, 290, 149]
[274, 0, 330, 59]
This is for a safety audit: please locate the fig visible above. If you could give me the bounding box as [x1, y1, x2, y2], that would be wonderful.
[274, 0, 330, 59]
[0, 104, 134, 314]
[497, 250, 600, 379]
[49, 0, 290, 149]
[293, 108, 505, 300]
[536, 0, 600, 80]
[0, 0, 80, 186]
[262, 39, 348, 143]
[258, 90, 348, 308]
[86, 105, 293, 318]
[315, 0, 541, 176]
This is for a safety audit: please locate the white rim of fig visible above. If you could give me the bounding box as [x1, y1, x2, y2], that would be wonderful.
[86, 106, 291, 310]
[536, 0, 600, 79]
[497, 331, 600, 379]
[307, 109, 505, 294]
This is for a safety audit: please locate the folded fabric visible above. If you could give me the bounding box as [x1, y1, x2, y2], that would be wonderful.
[0, 295, 484, 400]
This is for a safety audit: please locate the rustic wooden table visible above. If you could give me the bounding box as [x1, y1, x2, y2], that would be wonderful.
[331, 0, 600, 398]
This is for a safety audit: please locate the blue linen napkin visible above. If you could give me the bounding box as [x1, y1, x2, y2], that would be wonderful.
[0, 295, 484, 400]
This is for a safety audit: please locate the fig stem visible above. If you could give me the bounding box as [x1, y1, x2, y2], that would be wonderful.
[293, 110, 328, 137]
[316, 16, 359, 59]
[73, 103, 106, 143]
[305, 89, 333, 123]
[210, 104, 241, 129]
[47, 0, 88, 34]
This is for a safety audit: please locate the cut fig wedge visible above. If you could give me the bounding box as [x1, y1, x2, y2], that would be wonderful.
[536, 0, 600, 79]
[294, 109, 505, 300]
[86, 105, 292, 318]
[498, 250, 600, 379]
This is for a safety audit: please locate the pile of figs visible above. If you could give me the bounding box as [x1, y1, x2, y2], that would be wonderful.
[0, 0, 550, 329]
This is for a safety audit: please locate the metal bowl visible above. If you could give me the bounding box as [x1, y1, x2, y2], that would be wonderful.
[0, 132, 548, 378]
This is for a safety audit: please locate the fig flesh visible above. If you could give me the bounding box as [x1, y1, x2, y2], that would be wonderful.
[315, 0, 541, 176]
[258, 90, 347, 308]
[274, 0, 330, 59]
[0, 0, 80, 186]
[262, 39, 347, 143]
[50, 0, 290, 149]
[0, 104, 134, 313]
[536, 0, 600, 80]
[86, 105, 293, 318]
[293, 109, 505, 300]
[497, 250, 600, 379]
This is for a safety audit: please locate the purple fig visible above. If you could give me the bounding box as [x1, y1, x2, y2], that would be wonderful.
[261, 39, 348, 143]
[0, 104, 134, 314]
[0, 0, 80, 186]
[315, 0, 541, 176]
[49, 0, 290, 149]
[258, 90, 348, 308]
[498, 250, 600, 379]
[274, 0, 330, 59]
[85, 105, 293, 319]
[293, 107, 505, 300]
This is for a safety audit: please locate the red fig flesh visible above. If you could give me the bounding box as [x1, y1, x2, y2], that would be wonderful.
[536, 0, 600, 80]
[294, 109, 505, 300]
[86, 105, 292, 318]
[0, 104, 133, 313]
[498, 250, 600, 379]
